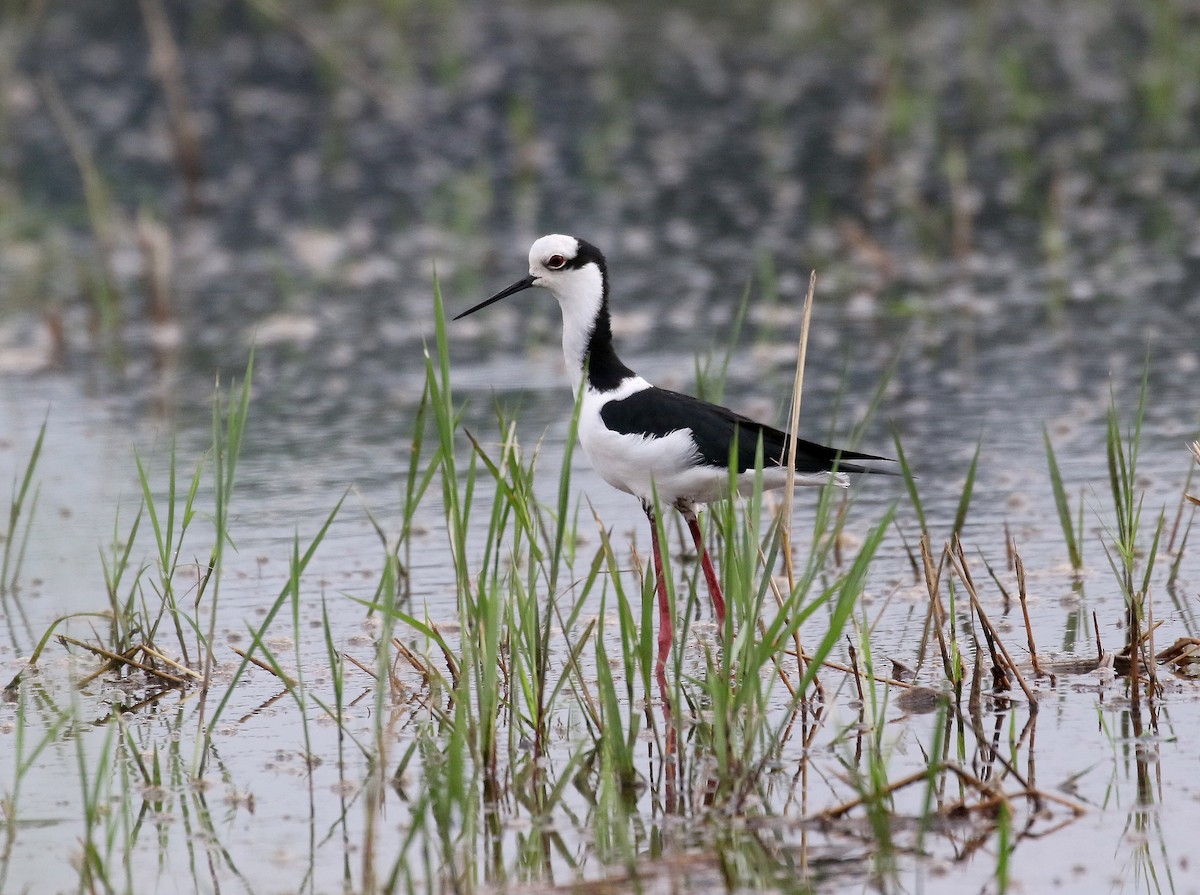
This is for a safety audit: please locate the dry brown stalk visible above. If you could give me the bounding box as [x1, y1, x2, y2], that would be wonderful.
[60, 636, 188, 688]
[951, 541, 1009, 691]
[757, 615, 796, 699]
[1014, 553, 1042, 677]
[230, 646, 297, 687]
[342, 652, 378, 681]
[968, 635, 983, 716]
[781, 270, 817, 586]
[1186, 441, 1200, 507]
[391, 637, 433, 681]
[951, 538, 1038, 710]
[76, 645, 142, 689]
[236, 691, 289, 726]
[139, 644, 202, 679]
[779, 648, 913, 689]
[920, 535, 955, 686]
[1129, 606, 1142, 720]
[811, 758, 1083, 828]
[845, 636, 865, 706]
[136, 209, 175, 324]
[429, 622, 461, 689]
[780, 270, 818, 696]
[1146, 583, 1159, 695]
[809, 767, 931, 821]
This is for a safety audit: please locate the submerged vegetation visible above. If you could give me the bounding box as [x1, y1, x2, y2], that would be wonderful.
[1, 283, 1197, 894]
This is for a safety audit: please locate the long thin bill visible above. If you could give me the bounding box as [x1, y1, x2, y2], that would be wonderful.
[452, 274, 537, 320]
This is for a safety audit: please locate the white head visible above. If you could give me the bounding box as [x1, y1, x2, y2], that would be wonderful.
[453, 234, 608, 321]
[524, 234, 606, 306]
[454, 235, 612, 390]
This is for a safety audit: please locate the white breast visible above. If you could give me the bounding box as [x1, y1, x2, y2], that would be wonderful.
[576, 381, 838, 507]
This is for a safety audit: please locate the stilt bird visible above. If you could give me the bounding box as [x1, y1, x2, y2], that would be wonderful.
[455, 235, 893, 674]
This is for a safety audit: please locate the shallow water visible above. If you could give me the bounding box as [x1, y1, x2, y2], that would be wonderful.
[2, 2, 1200, 893]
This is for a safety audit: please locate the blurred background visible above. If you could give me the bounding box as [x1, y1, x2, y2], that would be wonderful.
[1, 0, 1198, 598]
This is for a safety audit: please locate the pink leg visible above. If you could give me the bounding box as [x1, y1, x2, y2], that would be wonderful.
[645, 504, 679, 780]
[679, 503, 725, 628]
[643, 502, 673, 679]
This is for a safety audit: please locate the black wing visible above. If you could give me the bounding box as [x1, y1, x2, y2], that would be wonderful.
[600, 386, 892, 474]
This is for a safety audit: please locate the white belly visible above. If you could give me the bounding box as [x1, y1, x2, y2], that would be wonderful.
[577, 385, 839, 506]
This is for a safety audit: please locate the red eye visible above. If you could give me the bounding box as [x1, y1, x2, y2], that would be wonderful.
[546, 254, 566, 270]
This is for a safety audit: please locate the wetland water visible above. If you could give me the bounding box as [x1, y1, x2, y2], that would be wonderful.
[2, 2, 1200, 893]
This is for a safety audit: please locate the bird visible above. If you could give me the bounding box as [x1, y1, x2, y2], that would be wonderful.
[454, 234, 893, 679]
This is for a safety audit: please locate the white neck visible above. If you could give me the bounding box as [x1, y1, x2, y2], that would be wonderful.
[547, 265, 605, 392]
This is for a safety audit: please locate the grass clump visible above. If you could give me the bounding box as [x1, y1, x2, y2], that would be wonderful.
[1, 415, 44, 597]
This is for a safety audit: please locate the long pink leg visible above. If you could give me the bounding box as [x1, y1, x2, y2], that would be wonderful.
[644, 502, 680, 781]
[678, 503, 725, 628]
[643, 501, 673, 680]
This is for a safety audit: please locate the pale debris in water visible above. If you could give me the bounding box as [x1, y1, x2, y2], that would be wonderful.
[253, 313, 319, 345]
[286, 227, 346, 277]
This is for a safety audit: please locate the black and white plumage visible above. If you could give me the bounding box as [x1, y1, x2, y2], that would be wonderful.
[455, 234, 894, 677]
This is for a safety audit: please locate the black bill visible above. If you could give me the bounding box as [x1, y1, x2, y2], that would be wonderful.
[453, 274, 537, 320]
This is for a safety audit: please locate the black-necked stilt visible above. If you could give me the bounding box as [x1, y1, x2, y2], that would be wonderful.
[455, 234, 893, 676]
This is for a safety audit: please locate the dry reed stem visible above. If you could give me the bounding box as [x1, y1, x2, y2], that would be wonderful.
[950, 539, 1038, 709]
[919, 535, 954, 684]
[390, 637, 433, 681]
[75, 645, 141, 689]
[844, 636, 865, 705]
[136, 209, 175, 323]
[781, 270, 818, 693]
[236, 690, 289, 725]
[139, 644, 202, 679]
[1130, 605, 1141, 721]
[811, 756, 1084, 826]
[952, 541, 1009, 692]
[429, 622, 461, 688]
[343, 651, 379, 680]
[810, 767, 932, 821]
[229, 646, 298, 687]
[60, 635, 189, 688]
[756, 615, 796, 699]
[779, 648, 913, 689]
[1146, 581, 1159, 696]
[968, 632, 983, 715]
[1014, 553, 1042, 677]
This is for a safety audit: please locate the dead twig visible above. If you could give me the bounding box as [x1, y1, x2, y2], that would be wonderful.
[920, 535, 955, 686]
[230, 646, 297, 688]
[951, 537, 1038, 710]
[139, 643, 202, 680]
[1014, 552, 1042, 677]
[60, 635, 188, 688]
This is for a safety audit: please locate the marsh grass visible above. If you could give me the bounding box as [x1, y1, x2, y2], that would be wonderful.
[1044, 426, 1085, 572]
[0, 414, 44, 598]
[4, 280, 1190, 894]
